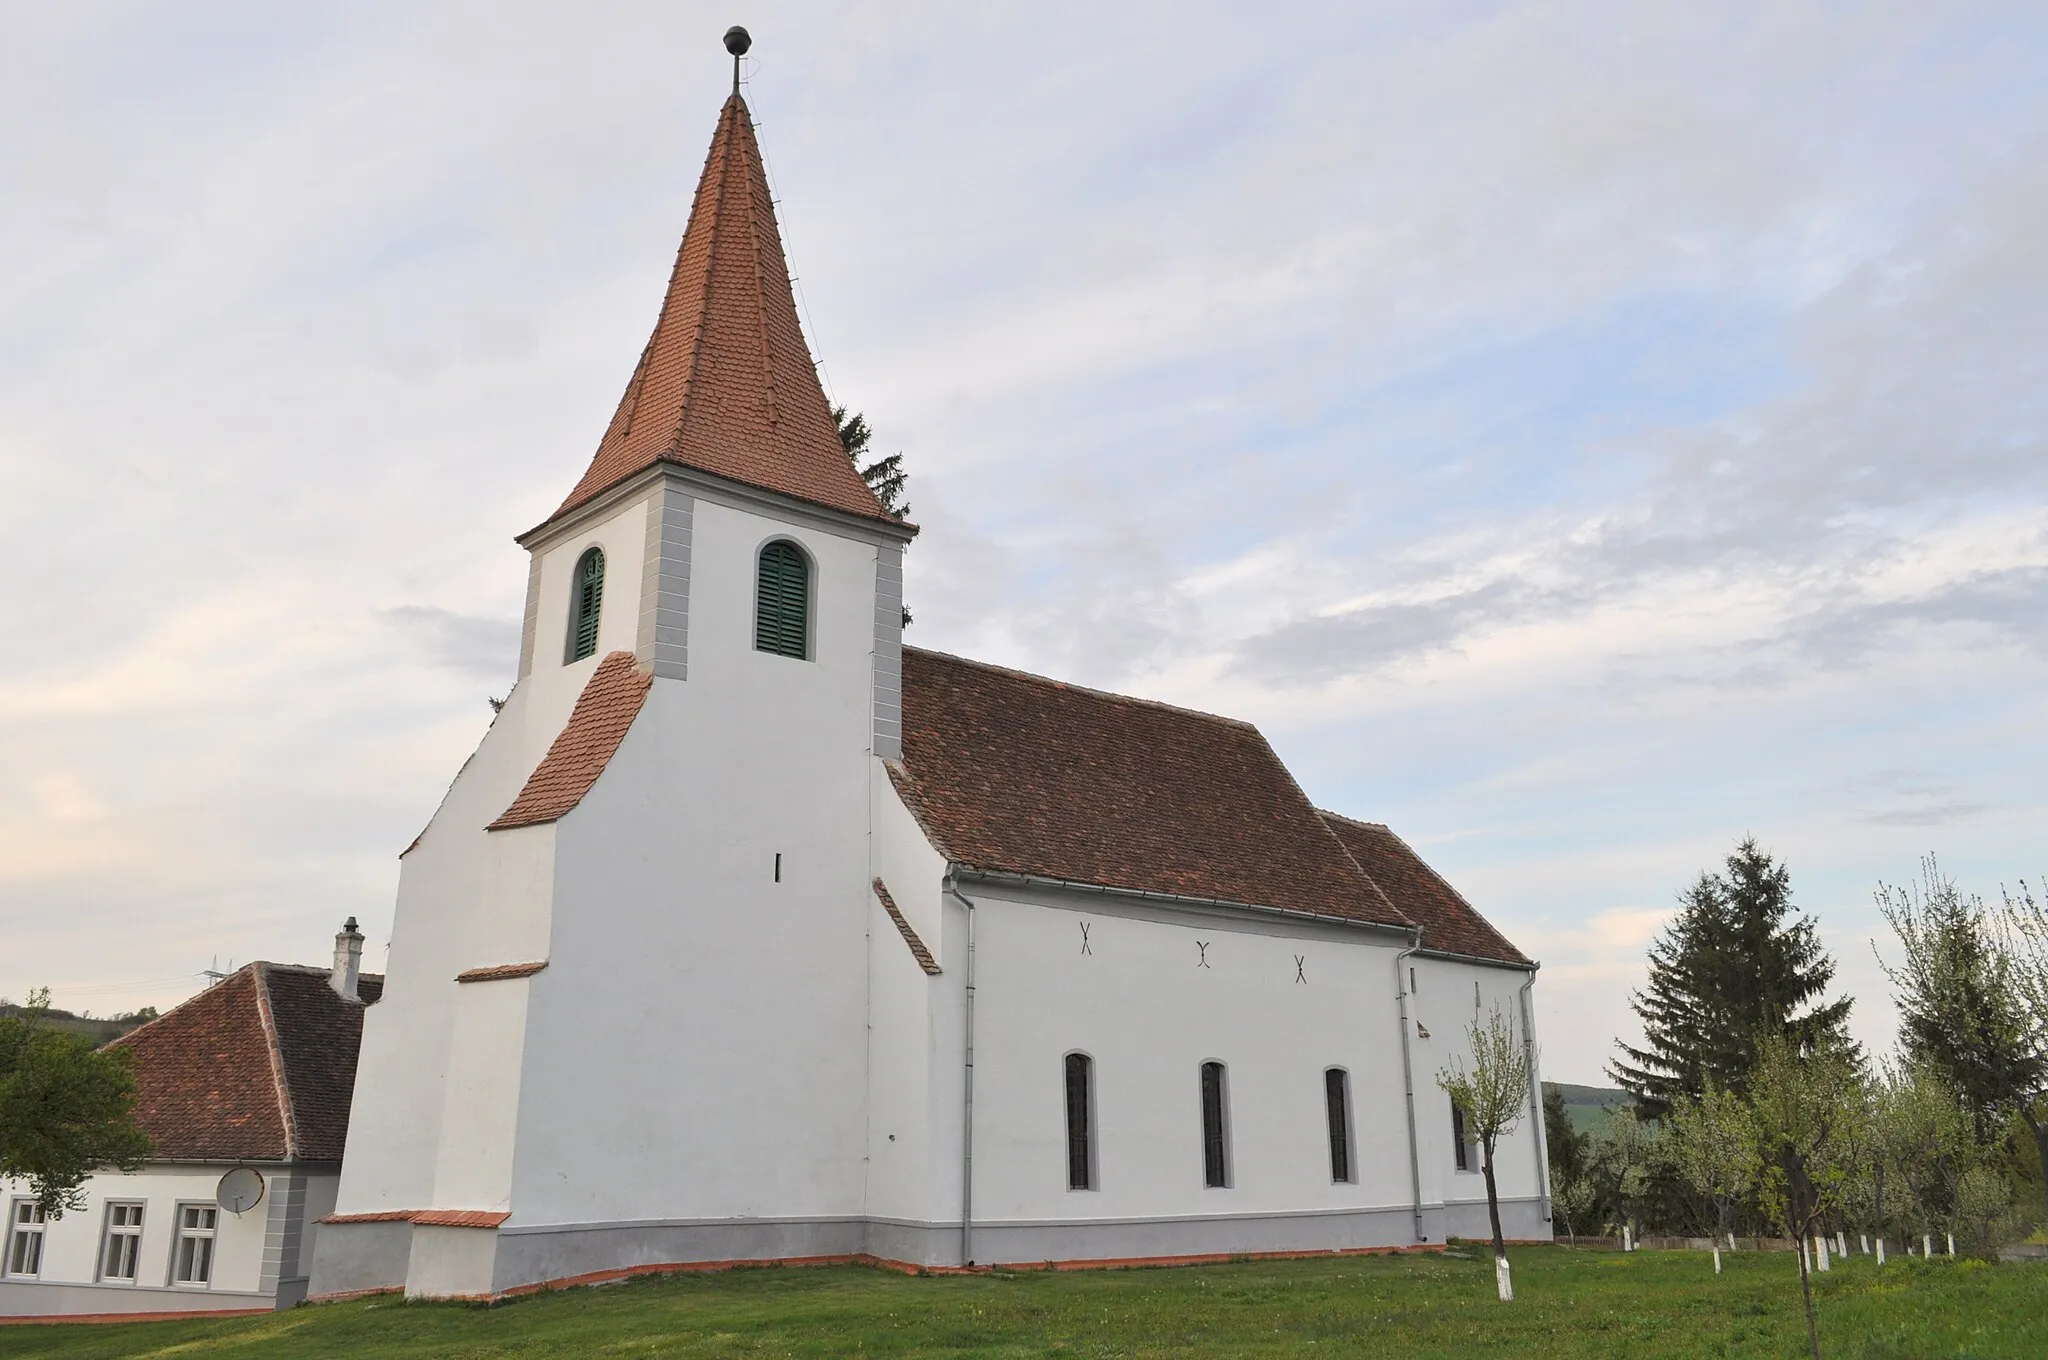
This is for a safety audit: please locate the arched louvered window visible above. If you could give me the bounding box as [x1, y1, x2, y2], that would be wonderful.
[1200, 1061, 1231, 1188]
[1064, 1052, 1096, 1191]
[755, 540, 811, 659]
[565, 546, 605, 663]
[1325, 1068, 1354, 1184]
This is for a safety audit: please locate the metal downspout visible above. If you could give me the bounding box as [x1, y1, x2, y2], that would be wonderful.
[1394, 933, 1426, 1243]
[1519, 972, 1550, 1224]
[947, 877, 978, 1267]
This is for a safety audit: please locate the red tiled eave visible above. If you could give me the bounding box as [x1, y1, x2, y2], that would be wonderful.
[1318, 812, 1531, 967]
[490, 652, 652, 830]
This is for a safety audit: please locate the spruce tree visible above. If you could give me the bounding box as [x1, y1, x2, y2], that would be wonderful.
[833, 406, 909, 519]
[1609, 838, 1855, 1119]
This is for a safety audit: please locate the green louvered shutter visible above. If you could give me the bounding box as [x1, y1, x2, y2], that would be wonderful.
[568, 547, 604, 661]
[755, 540, 809, 658]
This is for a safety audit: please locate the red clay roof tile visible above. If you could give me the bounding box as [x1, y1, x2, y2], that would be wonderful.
[893, 648, 1409, 929]
[490, 652, 652, 830]
[873, 878, 941, 976]
[1319, 813, 1530, 966]
[545, 94, 894, 530]
[107, 963, 382, 1163]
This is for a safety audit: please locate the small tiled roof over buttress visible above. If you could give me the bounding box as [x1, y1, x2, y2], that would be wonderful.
[107, 964, 383, 1163]
[490, 651, 653, 830]
[891, 648, 1409, 930]
[541, 94, 897, 532]
[1318, 813, 1531, 966]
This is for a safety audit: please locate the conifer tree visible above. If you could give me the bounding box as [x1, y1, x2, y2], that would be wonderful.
[1610, 838, 1854, 1118]
[834, 405, 912, 628]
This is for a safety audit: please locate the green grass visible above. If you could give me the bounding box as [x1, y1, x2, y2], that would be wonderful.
[3, 1246, 2043, 1358]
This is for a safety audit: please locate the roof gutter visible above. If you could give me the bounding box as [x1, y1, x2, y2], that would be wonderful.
[949, 868, 1412, 941]
[944, 875, 979, 1268]
[1518, 974, 1551, 1226]
[1394, 930, 1427, 1244]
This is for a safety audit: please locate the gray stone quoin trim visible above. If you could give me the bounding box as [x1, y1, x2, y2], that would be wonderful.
[872, 544, 904, 759]
[516, 554, 543, 680]
[636, 484, 694, 679]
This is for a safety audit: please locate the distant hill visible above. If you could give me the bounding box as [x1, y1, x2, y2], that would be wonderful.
[1547, 1081, 1633, 1133]
[0, 1003, 155, 1048]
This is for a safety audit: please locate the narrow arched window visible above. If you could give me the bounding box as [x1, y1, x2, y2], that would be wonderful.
[1064, 1053, 1095, 1191]
[755, 540, 810, 659]
[1325, 1068, 1354, 1184]
[565, 546, 605, 662]
[1200, 1061, 1231, 1188]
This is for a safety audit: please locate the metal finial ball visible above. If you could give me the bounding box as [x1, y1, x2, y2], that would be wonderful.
[724, 26, 752, 57]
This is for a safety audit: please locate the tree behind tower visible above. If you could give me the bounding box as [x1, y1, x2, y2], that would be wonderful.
[1610, 838, 1855, 1119]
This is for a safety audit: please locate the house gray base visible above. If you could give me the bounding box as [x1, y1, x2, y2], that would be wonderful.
[0, 1279, 278, 1318]
[310, 1198, 1549, 1300]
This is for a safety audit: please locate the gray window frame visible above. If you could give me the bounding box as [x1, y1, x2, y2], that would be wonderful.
[169, 1201, 218, 1288]
[99, 1200, 146, 1283]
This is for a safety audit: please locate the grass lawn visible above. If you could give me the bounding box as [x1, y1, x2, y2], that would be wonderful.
[2, 1245, 2043, 1359]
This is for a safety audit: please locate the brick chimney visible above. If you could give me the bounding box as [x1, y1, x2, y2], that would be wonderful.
[330, 917, 364, 1001]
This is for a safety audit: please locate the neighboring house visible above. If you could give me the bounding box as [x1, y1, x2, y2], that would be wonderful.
[1, 926, 379, 1317]
[309, 71, 1550, 1304]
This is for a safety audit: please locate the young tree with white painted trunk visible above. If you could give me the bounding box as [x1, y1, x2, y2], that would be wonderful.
[1751, 1035, 1862, 1360]
[1437, 1005, 1533, 1301]
[1668, 1082, 1759, 1274]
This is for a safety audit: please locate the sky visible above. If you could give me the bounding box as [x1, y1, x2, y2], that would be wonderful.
[2, 2, 2044, 1086]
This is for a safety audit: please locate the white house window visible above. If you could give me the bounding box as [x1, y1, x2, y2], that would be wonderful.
[1064, 1052, 1096, 1191]
[1325, 1068, 1355, 1184]
[173, 1204, 217, 1286]
[1199, 1061, 1232, 1189]
[6, 1201, 45, 1276]
[101, 1202, 145, 1282]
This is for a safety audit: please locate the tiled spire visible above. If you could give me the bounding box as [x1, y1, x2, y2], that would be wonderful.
[549, 93, 891, 526]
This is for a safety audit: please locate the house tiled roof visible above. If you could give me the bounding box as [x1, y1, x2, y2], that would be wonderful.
[490, 652, 653, 830]
[107, 963, 383, 1163]
[893, 648, 1409, 930]
[1319, 813, 1531, 966]
[544, 94, 895, 531]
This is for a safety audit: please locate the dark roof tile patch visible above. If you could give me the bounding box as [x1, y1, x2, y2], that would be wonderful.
[895, 648, 1408, 929]
[455, 962, 549, 983]
[107, 964, 382, 1163]
[1319, 813, 1530, 966]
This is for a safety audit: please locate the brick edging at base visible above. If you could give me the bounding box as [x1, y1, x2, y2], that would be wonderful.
[306, 1241, 1453, 1304]
[0, 1307, 272, 1327]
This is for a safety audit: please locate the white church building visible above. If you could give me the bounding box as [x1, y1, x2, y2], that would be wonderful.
[308, 70, 1550, 1302]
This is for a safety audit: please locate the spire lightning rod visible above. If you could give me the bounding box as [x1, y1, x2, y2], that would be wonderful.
[724, 26, 751, 96]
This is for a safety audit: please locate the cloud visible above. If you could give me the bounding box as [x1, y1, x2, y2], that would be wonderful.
[382, 606, 521, 681]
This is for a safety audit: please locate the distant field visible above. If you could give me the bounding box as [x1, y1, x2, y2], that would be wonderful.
[1550, 1080, 1632, 1132]
[3, 1245, 2043, 1359]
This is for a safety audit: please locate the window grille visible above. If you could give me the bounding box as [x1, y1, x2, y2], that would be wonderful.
[101, 1203, 144, 1282]
[755, 540, 810, 658]
[1064, 1053, 1095, 1191]
[5, 1201, 44, 1277]
[174, 1204, 217, 1286]
[1452, 1099, 1471, 1172]
[1200, 1062, 1231, 1188]
[566, 546, 605, 662]
[1325, 1069, 1354, 1184]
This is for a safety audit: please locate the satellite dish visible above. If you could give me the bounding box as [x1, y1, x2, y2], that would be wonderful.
[217, 1166, 264, 1215]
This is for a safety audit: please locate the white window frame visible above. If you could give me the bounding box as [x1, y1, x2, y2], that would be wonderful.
[99, 1200, 146, 1283]
[5, 1199, 46, 1278]
[170, 1201, 218, 1287]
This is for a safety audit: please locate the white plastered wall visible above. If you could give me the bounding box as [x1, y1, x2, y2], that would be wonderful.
[962, 885, 1424, 1230]
[1407, 956, 1547, 1221]
[331, 494, 646, 1220]
[862, 769, 953, 1230]
[503, 495, 888, 1229]
[0, 1165, 302, 1309]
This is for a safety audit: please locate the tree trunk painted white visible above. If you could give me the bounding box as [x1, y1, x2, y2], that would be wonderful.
[1495, 1255, 1514, 1301]
[1712, 1246, 1722, 1274]
[1728, 1232, 1738, 1251]
[1876, 1238, 1886, 1265]
[1815, 1235, 1831, 1271]
[1622, 1224, 1632, 1252]
[1946, 1233, 1955, 1257]
[1799, 1240, 1809, 1272]
[1923, 1233, 1933, 1258]
[1860, 1234, 1869, 1255]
